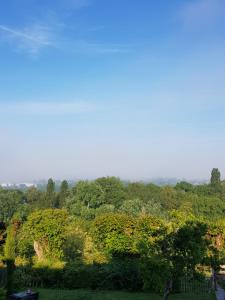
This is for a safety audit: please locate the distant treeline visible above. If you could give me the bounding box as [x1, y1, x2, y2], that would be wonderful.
[0, 168, 224, 222]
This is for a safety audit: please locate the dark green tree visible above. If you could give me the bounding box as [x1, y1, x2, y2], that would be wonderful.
[0, 190, 24, 223]
[211, 168, 221, 185]
[45, 178, 56, 208]
[25, 186, 43, 209]
[5, 259, 15, 297]
[47, 178, 55, 195]
[0, 221, 6, 246]
[210, 168, 222, 193]
[175, 181, 194, 193]
[57, 180, 69, 208]
[139, 220, 211, 299]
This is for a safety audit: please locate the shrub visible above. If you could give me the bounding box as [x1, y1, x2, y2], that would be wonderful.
[0, 288, 6, 300]
[93, 213, 137, 256]
[19, 209, 69, 260]
[140, 256, 171, 293]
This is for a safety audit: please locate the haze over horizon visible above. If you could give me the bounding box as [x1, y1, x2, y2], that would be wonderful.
[1, 0, 225, 182]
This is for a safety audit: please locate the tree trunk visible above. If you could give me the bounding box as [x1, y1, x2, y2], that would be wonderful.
[163, 279, 173, 300]
[34, 241, 44, 260]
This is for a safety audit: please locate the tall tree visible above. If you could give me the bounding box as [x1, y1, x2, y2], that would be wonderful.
[4, 225, 16, 259]
[45, 178, 56, 208]
[25, 186, 43, 209]
[211, 168, 221, 186]
[210, 168, 222, 193]
[57, 180, 69, 208]
[0, 221, 6, 246]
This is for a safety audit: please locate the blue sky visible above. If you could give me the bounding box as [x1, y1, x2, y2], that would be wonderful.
[0, 0, 225, 182]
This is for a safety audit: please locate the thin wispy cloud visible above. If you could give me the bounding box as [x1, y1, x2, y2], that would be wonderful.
[0, 0, 128, 57]
[0, 101, 95, 115]
[0, 23, 55, 55]
[0, 22, 128, 56]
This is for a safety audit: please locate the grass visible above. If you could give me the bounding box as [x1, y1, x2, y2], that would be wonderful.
[36, 288, 216, 300]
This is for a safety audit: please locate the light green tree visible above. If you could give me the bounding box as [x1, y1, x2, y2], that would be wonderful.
[21, 209, 69, 260]
[4, 225, 16, 259]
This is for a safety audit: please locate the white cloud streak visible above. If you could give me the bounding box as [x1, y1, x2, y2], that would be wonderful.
[0, 0, 127, 57]
[0, 24, 54, 55]
[0, 23, 128, 56]
[0, 101, 94, 115]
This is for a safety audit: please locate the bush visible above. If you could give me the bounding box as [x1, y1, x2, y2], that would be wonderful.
[101, 258, 142, 291]
[0, 288, 6, 300]
[93, 213, 137, 256]
[12, 257, 143, 291]
[14, 265, 64, 289]
[62, 263, 92, 289]
[140, 256, 171, 293]
[75, 294, 92, 300]
[19, 209, 69, 260]
[63, 259, 142, 291]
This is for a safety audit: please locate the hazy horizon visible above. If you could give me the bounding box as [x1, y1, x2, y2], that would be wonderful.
[0, 173, 216, 185]
[1, 0, 225, 182]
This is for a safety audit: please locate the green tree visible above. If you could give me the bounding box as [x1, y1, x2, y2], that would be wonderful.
[0, 190, 24, 223]
[211, 168, 221, 185]
[95, 204, 115, 216]
[95, 177, 125, 208]
[206, 220, 225, 269]
[70, 180, 105, 209]
[25, 186, 43, 208]
[192, 195, 225, 220]
[21, 209, 69, 260]
[160, 186, 178, 210]
[175, 181, 194, 193]
[0, 221, 6, 247]
[4, 225, 16, 259]
[120, 198, 162, 216]
[210, 168, 222, 193]
[139, 220, 211, 299]
[125, 182, 161, 205]
[120, 199, 143, 215]
[57, 180, 69, 208]
[45, 178, 56, 208]
[93, 213, 137, 257]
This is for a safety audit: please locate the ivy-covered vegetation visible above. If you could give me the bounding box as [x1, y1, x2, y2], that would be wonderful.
[0, 169, 225, 298]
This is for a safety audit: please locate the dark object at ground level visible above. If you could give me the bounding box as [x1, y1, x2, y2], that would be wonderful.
[9, 291, 39, 299]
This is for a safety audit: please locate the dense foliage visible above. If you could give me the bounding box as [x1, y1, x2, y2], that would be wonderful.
[0, 170, 225, 297]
